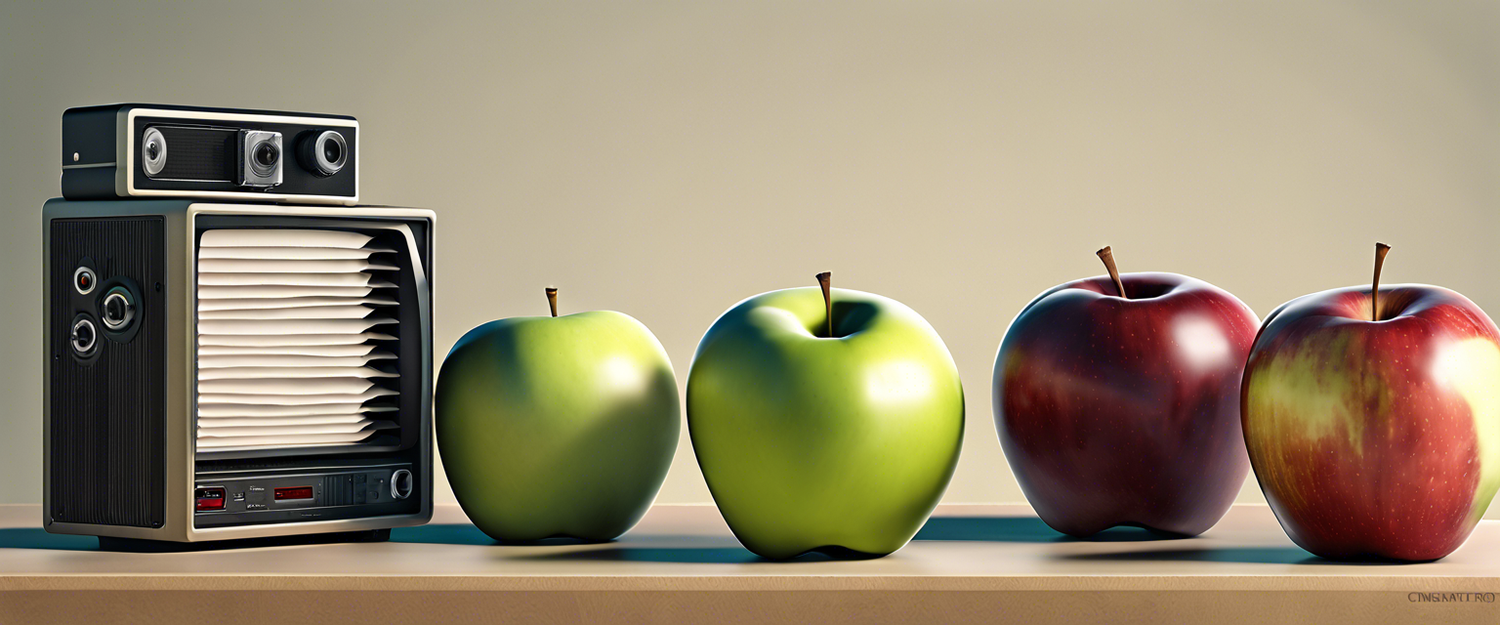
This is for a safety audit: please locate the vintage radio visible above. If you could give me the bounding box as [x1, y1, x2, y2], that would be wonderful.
[62, 104, 358, 205]
[43, 199, 433, 544]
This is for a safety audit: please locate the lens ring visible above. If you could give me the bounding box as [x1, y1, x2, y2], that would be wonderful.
[73, 266, 97, 295]
[250, 140, 280, 176]
[255, 142, 279, 167]
[101, 288, 135, 331]
[70, 318, 97, 355]
[391, 469, 413, 500]
[141, 127, 167, 177]
[301, 130, 348, 177]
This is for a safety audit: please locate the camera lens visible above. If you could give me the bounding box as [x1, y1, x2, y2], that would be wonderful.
[298, 130, 348, 177]
[237, 130, 283, 187]
[254, 142, 279, 168]
[141, 127, 167, 176]
[247, 137, 281, 180]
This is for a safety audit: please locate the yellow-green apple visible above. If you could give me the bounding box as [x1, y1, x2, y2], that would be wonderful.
[1243, 243, 1500, 561]
[687, 272, 964, 560]
[435, 288, 679, 542]
[994, 247, 1260, 537]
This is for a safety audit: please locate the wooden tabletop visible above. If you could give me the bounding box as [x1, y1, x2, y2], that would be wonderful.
[0, 503, 1495, 624]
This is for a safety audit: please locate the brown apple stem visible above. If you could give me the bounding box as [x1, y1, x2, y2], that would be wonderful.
[1371, 242, 1391, 321]
[816, 271, 833, 338]
[1096, 246, 1128, 299]
[545, 287, 559, 317]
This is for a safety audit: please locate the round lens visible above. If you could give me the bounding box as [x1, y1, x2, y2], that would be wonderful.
[322, 139, 341, 164]
[255, 142, 279, 167]
[297, 130, 346, 177]
[141, 128, 167, 176]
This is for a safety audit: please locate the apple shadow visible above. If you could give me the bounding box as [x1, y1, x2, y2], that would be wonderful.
[506, 543, 891, 564]
[396, 524, 696, 548]
[391, 525, 782, 563]
[390, 524, 499, 546]
[913, 517, 1185, 543]
[1291, 554, 1435, 566]
[391, 524, 620, 547]
[0, 528, 100, 551]
[505, 545, 764, 564]
[1057, 547, 1312, 565]
[1061, 526, 1193, 543]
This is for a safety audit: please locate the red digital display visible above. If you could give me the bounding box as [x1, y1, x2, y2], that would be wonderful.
[274, 486, 314, 501]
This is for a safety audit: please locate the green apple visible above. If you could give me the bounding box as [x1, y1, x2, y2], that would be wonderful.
[687, 273, 964, 560]
[435, 288, 679, 542]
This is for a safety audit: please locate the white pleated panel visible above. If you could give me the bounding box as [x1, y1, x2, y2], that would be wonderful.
[198, 246, 395, 260]
[197, 285, 379, 299]
[196, 229, 401, 453]
[197, 351, 395, 369]
[197, 296, 399, 312]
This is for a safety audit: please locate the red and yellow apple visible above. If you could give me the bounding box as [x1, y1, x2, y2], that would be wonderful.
[1242, 243, 1500, 561]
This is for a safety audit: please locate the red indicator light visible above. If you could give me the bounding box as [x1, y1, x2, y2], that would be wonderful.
[274, 486, 314, 501]
[195, 487, 226, 511]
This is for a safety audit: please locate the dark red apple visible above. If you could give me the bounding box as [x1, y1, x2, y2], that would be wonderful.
[1242, 243, 1500, 561]
[994, 247, 1260, 537]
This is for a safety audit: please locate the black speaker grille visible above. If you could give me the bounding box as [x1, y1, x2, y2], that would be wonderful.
[49, 217, 166, 528]
[153, 126, 235, 182]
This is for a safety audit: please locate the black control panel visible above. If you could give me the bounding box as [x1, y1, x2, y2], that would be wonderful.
[194, 464, 415, 528]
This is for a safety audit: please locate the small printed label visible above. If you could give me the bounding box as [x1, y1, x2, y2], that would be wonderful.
[1408, 592, 1497, 604]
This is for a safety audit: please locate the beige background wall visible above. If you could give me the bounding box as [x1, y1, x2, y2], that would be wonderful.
[2, 1, 1496, 516]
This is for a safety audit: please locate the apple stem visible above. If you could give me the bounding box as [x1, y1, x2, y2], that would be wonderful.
[1096, 246, 1128, 300]
[1371, 242, 1391, 321]
[546, 287, 559, 317]
[816, 271, 833, 338]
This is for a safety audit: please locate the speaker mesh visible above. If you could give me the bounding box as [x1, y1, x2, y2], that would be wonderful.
[153, 126, 235, 182]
